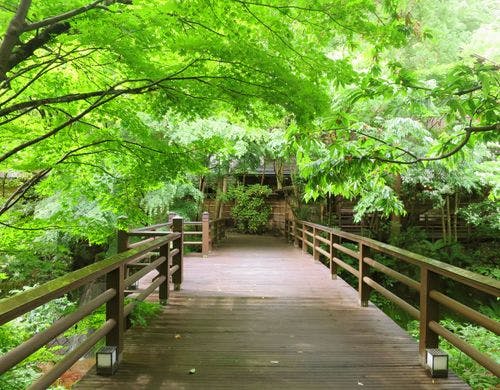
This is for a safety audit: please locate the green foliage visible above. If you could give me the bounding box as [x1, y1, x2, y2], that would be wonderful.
[223, 184, 272, 234]
[459, 200, 500, 233]
[0, 293, 162, 389]
[353, 184, 406, 222]
[0, 297, 73, 389]
[0, 0, 409, 244]
[290, 0, 498, 220]
[0, 2, 498, 386]
[0, 338, 52, 390]
[128, 300, 162, 328]
[141, 182, 203, 222]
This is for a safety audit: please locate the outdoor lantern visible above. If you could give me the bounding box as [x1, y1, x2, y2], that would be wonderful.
[426, 348, 448, 378]
[96, 346, 118, 375]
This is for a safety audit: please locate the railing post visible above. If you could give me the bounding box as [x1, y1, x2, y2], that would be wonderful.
[158, 242, 170, 305]
[313, 227, 319, 261]
[330, 233, 339, 279]
[202, 211, 210, 257]
[358, 243, 371, 306]
[172, 217, 184, 291]
[106, 265, 124, 363]
[302, 223, 307, 252]
[117, 230, 129, 253]
[116, 229, 131, 330]
[293, 220, 299, 247]
[419, 266, 440, 365]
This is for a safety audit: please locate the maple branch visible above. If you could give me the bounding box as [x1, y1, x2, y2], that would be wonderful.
[370, 124, 499, 165]
[0, 0, 132, 80]
[0, 0, 32, 79]
[22, 0, 108, 32]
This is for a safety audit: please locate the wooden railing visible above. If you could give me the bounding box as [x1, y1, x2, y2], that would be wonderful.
[285, 219, 500, 377]
[126, 211, 229, 258]
[0, 219, 184, 389]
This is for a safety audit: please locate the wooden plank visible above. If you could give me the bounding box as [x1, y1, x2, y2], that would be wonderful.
[77, 234, 468, 390]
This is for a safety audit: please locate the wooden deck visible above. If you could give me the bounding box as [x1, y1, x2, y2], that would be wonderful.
[76, 234, 468, 389]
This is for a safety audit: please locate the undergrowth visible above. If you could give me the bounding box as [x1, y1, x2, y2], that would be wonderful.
[0, 296, 162, 389]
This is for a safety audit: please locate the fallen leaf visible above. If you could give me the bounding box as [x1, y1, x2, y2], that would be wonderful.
[189, 368, 196, 374]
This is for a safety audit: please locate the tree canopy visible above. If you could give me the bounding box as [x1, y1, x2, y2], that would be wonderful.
[0, 0, 498, 243]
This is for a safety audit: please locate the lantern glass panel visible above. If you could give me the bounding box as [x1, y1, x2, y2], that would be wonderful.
[426, 351, 432, 366]
[433, 355, 448, 371]
[97, 353, 112, 368]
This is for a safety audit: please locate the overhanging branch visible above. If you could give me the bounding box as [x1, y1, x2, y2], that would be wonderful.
[22, 0, 108, 32]
[370, 123, 499, 165]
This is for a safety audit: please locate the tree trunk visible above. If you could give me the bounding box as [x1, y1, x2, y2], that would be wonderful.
[446, 195, 452, 243]
[220, 176, 227, 218]
[214, 176, 224, 220]
[198, 176, 206, 194]
[274, 159, 284, 190]
[288, 170, 300, 219]
[441, 205, 447, 244]
[390, 174, 402, 241]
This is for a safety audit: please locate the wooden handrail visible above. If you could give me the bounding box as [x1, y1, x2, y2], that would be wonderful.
[0, 226, 184, 388]
[0, 235, 176, 324]
[126, 212, 230, 257]
[285, 218, 500, 377]
[297, 220, 499, 296]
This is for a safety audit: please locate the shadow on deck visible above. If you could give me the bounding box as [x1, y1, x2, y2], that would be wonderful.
[76, 233, 468, 389]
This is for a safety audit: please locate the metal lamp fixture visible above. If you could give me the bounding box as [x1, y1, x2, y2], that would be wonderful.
[426, 348, 448, 378]
[96, 346, 118, 375]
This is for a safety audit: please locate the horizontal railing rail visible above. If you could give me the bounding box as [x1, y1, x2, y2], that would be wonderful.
[0, 219, 184, 389]
[285, 218, 500, 377]
[125, 212, 229, 257]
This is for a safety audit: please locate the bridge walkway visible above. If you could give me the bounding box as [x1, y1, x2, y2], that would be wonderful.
[76, 233, 468, 389]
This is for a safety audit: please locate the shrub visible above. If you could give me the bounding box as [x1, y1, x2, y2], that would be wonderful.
[223, 184, 272, 234]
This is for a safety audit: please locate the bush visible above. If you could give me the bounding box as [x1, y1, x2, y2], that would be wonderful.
[223, 184, 272, 234]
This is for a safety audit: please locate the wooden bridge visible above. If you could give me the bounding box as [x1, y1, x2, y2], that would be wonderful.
[0, 216, 499, 389]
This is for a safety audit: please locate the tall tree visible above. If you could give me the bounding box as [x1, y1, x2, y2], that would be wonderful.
[0, 0, 407, 229]
[290, 0, 499, 220]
